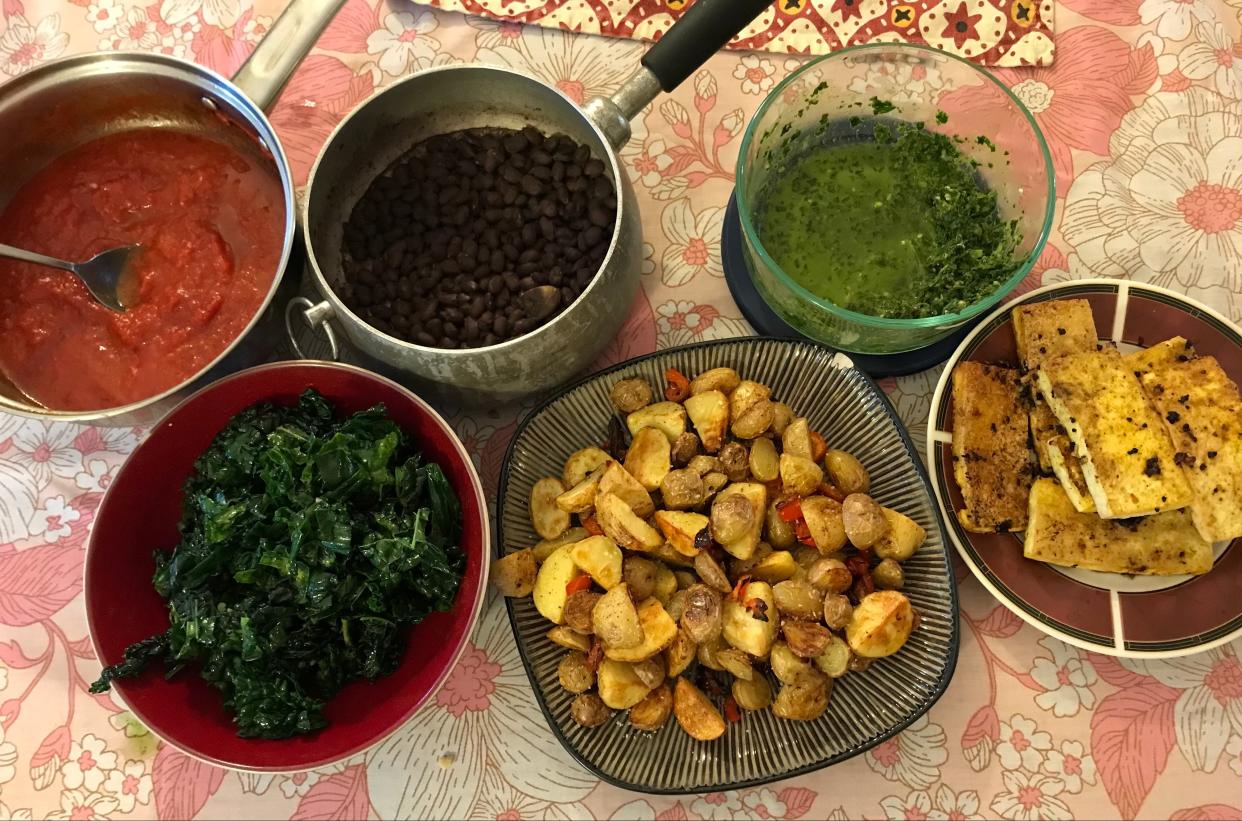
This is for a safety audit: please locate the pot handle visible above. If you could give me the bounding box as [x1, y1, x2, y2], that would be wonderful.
[641, 0, 774, 92]
[285, 296, 340, 361]
[232, 0, 348, 112]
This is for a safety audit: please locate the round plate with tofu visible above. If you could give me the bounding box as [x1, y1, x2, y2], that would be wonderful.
[928, 279, 1242, 658]
[496, 337, 958, 793]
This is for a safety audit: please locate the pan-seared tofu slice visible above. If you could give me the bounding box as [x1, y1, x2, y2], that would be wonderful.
[951, 362, 1034, 532]
[1037, 349, 1193, 518]
[1126, 337, 1195, 378]
[1141, 355, 1242, 543]
[1013, 298, 1098, 372]
[1045, 435, 1096, 513]
[1030, 400, 1060, 474]
[1024, 479, 1212, 575]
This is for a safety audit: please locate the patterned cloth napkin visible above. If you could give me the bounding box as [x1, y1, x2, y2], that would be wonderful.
[422, 0, 1056, 65]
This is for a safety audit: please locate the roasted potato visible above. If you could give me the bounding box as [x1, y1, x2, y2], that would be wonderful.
[847, 591, 915, 658]
[824, 450, 870, 495]
[807, 557, 853, 593]
[558, 651, 596, 693]
[800, 496, 847, 554]
[769, 640, 815, 684]
[532, 527, 589, 562]
[842, 494, 890, 548]
[687, 454, 722, 476]
[873, 558, 904, 590]
[702, 471, 729, 501]
[749, 550, 799, 584]
[492, 549, 537, 597]
[568, 536, 623, 590]
[674, 570, 698, 590]
[691, 367, 740, 395]
[670, 431, 700, 466]
[563, 447, 612, 489]
[664, 628, 696, 676]
[783, 620, 832, 658]
[556, 463, 607, 513]
[713, 483, 766, 560]
[728, 541, 774, 578]
[628, 682, 673, 731]
[772, 674, 830, 721]
[748, 437, 780, 482]
[563, 590, 601, 634]
[764, 502, 796, 550]
[732, 675, 773, 711]
[653, 563, 678, 605]
[779, 453, 824, 496]
[872, 507, 927, 561]
[604, 598, 679, 663]
[611, 378, 654, 413]
[654, 510, 710, 556]
[622, 556, 660, 600]
[571, 693, 613, 727]
[680, 584, 723, 644]
[717, 647, 754, 681]
[625, 427, 672, 491]
[730, 380, 771, 419]
[693, 552, 731, 593]
[782, 418, 813, 459]
[596, 492, 663, 551]
[547, 625, 592, 652]
[732, 399, 774, 439]
[632, 657, 666, 690]
[593, 583, 643, 649]
[597, 462, 654, 518]
[772, 579, 824, 619]
[597, 658, 652, 709]
[626, 401, 687, 442]
[717, 442, 750, 482]
[660, 468, 705, 510]
[530, 478, 570, 539]
[813, 634, 851, 678]
[822, 593, 854, 631]
[697, 634, 727, 670]
[722, 580, 779, 658]
[674, 678, 727, 741]
[533, 545, 584, 623]
[769, 402, 794, 436]
[684, 390, 729, 452]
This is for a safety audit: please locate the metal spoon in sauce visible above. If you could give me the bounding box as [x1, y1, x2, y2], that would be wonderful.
[0, 242, 139, 312]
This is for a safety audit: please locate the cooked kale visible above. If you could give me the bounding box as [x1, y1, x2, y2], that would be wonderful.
[90, 390, 465, 739]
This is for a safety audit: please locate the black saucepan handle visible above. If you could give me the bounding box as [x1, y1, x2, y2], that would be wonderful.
[640, 0, 775, 92]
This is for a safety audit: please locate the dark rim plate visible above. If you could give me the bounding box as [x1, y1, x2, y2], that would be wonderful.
[927, 279, 1242, 658]
[497, 336, 960, 793]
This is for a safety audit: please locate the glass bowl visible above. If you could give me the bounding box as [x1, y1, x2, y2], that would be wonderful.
[735, 44, 1054, 355]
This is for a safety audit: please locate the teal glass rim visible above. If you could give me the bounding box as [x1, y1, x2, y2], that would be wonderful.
[734, 42, 1057, 332]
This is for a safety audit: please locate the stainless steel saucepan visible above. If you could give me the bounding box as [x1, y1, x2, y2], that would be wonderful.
[0, 0, 345, 424]
[293, 0, 775, 405]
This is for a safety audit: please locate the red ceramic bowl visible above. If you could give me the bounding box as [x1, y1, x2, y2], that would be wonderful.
[85, 362, 489, 770]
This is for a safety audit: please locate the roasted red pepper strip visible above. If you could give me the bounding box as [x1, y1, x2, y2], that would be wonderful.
[585, 636, 604, 673]
[809, 431, 828, 463]
[724, 696, 741, 723]
[664, 367, 691, 402]
[776, 497, 803, 522]
[794, 520, 816, 546]
[582, 514, 604, 536]
[731, 574, 752, 602]
[565, 575, 593, 596]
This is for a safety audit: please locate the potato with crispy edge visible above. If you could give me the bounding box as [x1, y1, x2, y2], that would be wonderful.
[654, 510, 709, 556]
[674, 678, 726, 741]
[691, 367, 740, 395]
[628, 682, 673, 731]
[597, 462, 654, 518]
[604, 598, 679, 662]
[556, 462, 607, 514]
[569, 536, 623, 590]
[625, 427, 672, 491]
[596, 492, 663, 551]
[593, 583, 643, 649]
[597, 658, 652, 709]
[872, 507, 927, 561]
[563, 447, 611, 489]
[847, 590, 915, 658]
[530, 478, 570, 539]
[626, 401, 687, 442]
[685, 390, 729, 452]
[492, 549, 537, 597]
[664, 628, 696, 677]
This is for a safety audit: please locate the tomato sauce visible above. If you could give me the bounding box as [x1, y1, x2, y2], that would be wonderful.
[0, 129, 285, 411]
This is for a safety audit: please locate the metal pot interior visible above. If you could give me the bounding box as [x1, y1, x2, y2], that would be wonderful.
[0, 53, 295, 420]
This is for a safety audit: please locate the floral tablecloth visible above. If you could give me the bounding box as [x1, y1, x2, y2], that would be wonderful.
[2, 0, 1242, 819]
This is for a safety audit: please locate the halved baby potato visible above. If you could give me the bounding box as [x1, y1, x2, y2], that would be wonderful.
[625, 427, 672, 490]
[871, 507, 927, 561]
[569, 535, 623, 590]
[530, 478, 570, 539]
[713, 482, 767, 560]
[673, 678, 726, 741]
[596, 492, 664, 551]
[626, 401, 687, 442]
[847, 590, 915, 658]
[491, 549, 537, 597]
[654, 510, 709, 557]
[779, 453, 824, 496]
[722, 580, 778, 658]
[782, 417, 813, 459]
[532, 527, 590, 563]
[801, 496, 847, 554]
[729, 380, 771, 420]
[684, 390, 729, 452]
[562, 447, 611, 489]
[533, 544, 583, 624]
[690, 367, 740, 395]
[593, 583, 643, 649]
[748, 550, 798, 584]
[556, 462, 607, 513]
[597, 462, 654, 518]
[597, 658, 652, 709]
[604, 598, 679, 663]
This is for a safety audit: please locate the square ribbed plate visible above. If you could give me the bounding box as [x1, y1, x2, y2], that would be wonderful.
[496, 337, 959, 793]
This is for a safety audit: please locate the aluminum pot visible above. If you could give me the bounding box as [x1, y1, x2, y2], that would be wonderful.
[0, 0, 345, 424]
[292, 0, 774, 405]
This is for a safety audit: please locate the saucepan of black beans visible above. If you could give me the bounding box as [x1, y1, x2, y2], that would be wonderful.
[293, 0, 776, 402]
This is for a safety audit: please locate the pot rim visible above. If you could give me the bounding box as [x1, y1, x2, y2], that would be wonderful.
[0, 50, 296, 422]
[300, 62, 630, 358]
